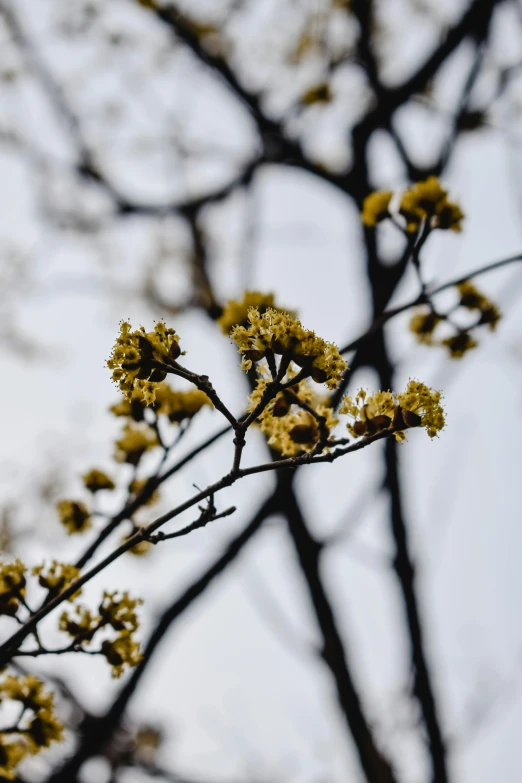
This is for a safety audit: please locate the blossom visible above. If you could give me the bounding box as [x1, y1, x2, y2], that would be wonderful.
[82, 468, 115, 493]
[114, 423, 159, 465]
[396, 380, 445, 439]
[231, 307, 347, 389]
[0, 673, 64, 777]
[32, 561, 81, 597]
[56, 500, 91, 534]
[247, 380, 338, 456]
[218, 291, 291, 334]
[59, 604, 99, 639]
[442, 332, 478, 359]
[0, 559, 26, 617]
[340, 389, 397, 438]
[99, 591, 142, 633]
[361, 191, 393, 227]
[153, 383, 212, 423]
[107, 321, 182, 405]
[409, 309, 442, 345]
[101, 632, 142, 678]
[399, 176, 463, 233]
[457, 280, 501, 330]
[0, 739, 26, 780]
[110, 394, 146, 422]
[59, 591, 143, 677]
[341, 381, 445, 441]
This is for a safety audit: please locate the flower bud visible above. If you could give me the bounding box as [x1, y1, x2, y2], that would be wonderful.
[245, 349, 265, 363]
[401, 409, 422, 428]
[169, 340, 181, 360]
[311, 366, 327, 384]
[289, 424, 317, 445]
[372, 414, 392, 431]
[352, 420, 368, 437]
[272, 396, 290, 417]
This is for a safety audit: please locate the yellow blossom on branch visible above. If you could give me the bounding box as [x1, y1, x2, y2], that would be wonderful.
[0, 672, 64, 778]
[409, 309, 442, 345]
[361, 177, 464, 233]
[247, 379, 338, 456]
[107, 321, 182, 405]
[114, 423, 159, 465]
[59, 591, 143, 677]
[0, 739, 26, 780]
[441, 332, 478, 359]
[341, 381, 445, 441]
[361, 191, 393, 227]
[456, 280, 501, 330]
[0, 559, 26, 617]
[153, 383, 212, 423]
[231, 307, 347, 389]
[340, 389, 397, 438]
[56, 500, 91, 535]
[32, 561, 81, 598]
[218, 291, 291, 334]
[101, 632, 142, 679]
[396, 380, 445, 439]
[82, 468, 115, 493]
[399, 176, 463, 233]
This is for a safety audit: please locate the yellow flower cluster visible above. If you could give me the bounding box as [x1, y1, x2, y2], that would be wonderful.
[441, 332, 478, 358]
[396, 380, 445, 439]
[114, 423, 159, 465]
[153, 383, 212, 423]
[0, 673, 63, 779]
[409, 311, 442, 345]
[56, 500, 91, 535]
[361, 177, 463, 233]
[82, 468, 115, 493]
[456, 280, 501, 329]
[248, 380, 337, 456]
[340, 380, 445, 441]
[361, 191, 393, 227]
[218, 291, 290, 334]
[60, 591, 142, 678]
[410, 280, 500, 359]
[0, 560, 26, 617]
[110, 392, 146, 422]
[231, 308, 347, 389]
[107, 321, 182, 405]
[32, 561, 81, 597]
[399, 177, 464, 233]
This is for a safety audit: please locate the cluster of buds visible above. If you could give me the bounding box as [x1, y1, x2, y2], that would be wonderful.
[248, 380, 338, 456]
[410, 280, 500, 359]
[32, 561, 81, 597]
[59, 591, 143, 678]
[340, 381, 445, 442]
[0, 673, 63, 779]
[217, 291, 292, 334]
[361, 176, 463, 233]
[0, 560, 26, 617]
[107, 321, 182, 405]
[232, 307, 347, 389]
